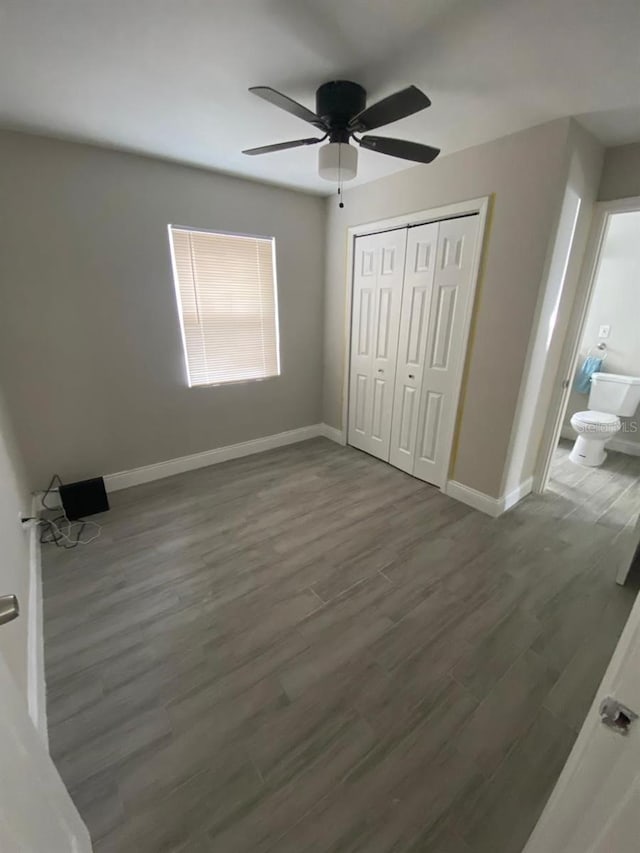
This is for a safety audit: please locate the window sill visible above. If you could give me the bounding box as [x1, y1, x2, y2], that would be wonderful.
[188, 373, 281, 389]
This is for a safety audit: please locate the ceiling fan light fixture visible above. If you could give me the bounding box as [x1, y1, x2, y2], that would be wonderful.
[318, 142, 357, 182]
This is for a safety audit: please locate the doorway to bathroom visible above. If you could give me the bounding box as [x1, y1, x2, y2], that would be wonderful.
[537, 197, 640, 583]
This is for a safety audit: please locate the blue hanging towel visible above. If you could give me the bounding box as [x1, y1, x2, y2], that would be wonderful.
[574, 356, 603, 394]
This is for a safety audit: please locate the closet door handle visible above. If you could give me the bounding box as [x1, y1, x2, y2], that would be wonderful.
[377, 369, 384, 374]
[408, 374, 415, 379]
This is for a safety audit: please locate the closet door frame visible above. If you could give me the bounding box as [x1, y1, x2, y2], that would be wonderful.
[341, 196, 490, 493]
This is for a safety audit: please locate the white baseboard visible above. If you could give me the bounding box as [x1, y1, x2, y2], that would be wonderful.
[27, 496, 48, 747]
[445, 481, 504, 517]
[34, 423, 347, 502]
[445, 476, 533, 518]
[609, 436, 640, 457]
[318, 423, 346, 445]
[561, 425, 640, 456]
[105, 424, 326, 492]
[503, 476, 534, 512]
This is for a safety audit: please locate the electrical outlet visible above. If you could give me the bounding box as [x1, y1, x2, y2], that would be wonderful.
[598, 324, 610, 339]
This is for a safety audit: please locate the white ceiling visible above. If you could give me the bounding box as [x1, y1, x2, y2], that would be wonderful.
[1, 0, 639, 195]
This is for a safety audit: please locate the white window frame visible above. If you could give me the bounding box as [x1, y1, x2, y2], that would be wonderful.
[167, 224, 281, 388]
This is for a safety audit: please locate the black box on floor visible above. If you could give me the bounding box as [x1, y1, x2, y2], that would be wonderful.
[59, 477, 109, 521]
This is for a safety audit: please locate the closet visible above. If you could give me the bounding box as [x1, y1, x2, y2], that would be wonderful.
[347, 214, 480, 487]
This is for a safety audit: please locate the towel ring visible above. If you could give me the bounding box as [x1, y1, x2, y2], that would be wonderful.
[588, 342, 608, 361]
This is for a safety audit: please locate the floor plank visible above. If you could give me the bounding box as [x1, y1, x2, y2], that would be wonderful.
[42, 437, 640, 852]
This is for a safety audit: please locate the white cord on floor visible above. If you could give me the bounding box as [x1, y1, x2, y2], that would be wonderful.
[38, 514, 102, 546]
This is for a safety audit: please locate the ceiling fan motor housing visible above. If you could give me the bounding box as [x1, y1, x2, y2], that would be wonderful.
[244, 80, 439, 170]
[316, 81, 366, 140]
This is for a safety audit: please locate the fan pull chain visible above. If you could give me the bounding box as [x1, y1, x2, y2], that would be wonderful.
[338, 143, 345, 209]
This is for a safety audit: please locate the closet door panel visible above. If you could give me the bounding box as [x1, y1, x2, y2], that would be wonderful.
[414, 215, 480, 486]
[348, 234, 378, 454]
[369, 230, 406, 459]
[389, 222, 438, 473]
[348, 228, 407, 461]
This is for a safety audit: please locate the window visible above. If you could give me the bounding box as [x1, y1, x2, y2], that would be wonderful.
[168, 226, 280, 387]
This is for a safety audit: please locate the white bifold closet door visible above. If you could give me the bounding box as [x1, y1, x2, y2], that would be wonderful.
[348, 228, 407, 461]
[349, 214, 480, 488]
[389, 221, 439, 473]
[401, 215, 480, 486]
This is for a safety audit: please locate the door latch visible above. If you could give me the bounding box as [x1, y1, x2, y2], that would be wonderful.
[599, 696, 638, 735]
[0, 595, 19, 626]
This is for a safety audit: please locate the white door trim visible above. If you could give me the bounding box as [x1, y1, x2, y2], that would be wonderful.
[27, 496, 47, 745]
[533, 195, 640, 494]
[341, 196, 490, 493]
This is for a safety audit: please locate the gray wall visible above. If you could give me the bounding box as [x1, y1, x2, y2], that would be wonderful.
[0, 389, 31, 698]
[503, 120, 603, 493]
[0, 131, 326, 489]
[599, 142, 640, 201]
[324, 119, 571, 498]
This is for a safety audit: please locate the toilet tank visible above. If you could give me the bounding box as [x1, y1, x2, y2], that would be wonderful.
[589, 372, 640, 416]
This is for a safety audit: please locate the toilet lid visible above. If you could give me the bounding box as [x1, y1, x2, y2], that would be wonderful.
[573, 410, 619, 427]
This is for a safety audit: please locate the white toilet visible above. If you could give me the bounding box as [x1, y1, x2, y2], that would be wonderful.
[569, 372, 640, 466]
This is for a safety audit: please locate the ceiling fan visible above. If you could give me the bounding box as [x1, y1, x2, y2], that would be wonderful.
[242, 81, 440, 184]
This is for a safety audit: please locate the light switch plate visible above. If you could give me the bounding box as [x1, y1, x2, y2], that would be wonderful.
[598, 324, 610, 339]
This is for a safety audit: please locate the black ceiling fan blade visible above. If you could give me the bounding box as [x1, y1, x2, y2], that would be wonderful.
[358, 135, 440, 164]
[242, 137, 325, 156]
[249, 86, 326, 130]
[349, 86, 431, 132]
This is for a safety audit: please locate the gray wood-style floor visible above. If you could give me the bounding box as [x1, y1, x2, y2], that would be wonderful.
[42, 437, 640, 853]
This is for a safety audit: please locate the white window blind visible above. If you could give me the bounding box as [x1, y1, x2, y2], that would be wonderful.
[168, 226, 280, 387]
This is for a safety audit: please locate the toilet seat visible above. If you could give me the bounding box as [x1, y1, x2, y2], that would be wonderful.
[571, 410, 620, 432]
[569, 410, 621, 467]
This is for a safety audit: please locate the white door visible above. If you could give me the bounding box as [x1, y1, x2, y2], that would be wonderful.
[524, 590, 640, 853]
[348, 228, 407, 461]
[413, 215, 480, 486]
[389, 222, 439, 473]
[0, 652, 91, 852]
